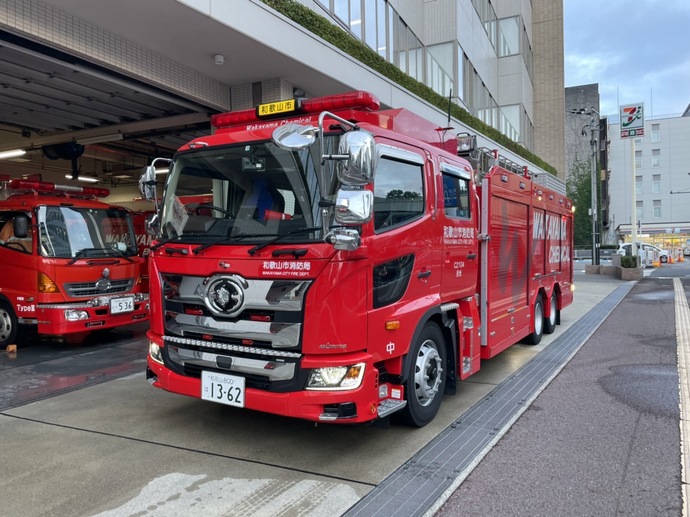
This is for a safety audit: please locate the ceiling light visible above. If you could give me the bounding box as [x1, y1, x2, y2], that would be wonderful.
[65, 174, 99, 183]
[0, 149, 27, 159]
[155, 168, 169, 175]
[214, 54, 225, 65]
[76, 133, 124, 145]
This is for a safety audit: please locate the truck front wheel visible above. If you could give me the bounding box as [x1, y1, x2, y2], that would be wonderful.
[0, 300, 18, 348]
[399, 322, 446, 427]
[523, 296, 544, 345]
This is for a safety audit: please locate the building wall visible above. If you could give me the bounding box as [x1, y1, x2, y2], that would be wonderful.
[565, 84, 601, 179]
[532, 0, 565, 178]
[607, 114, 690, 244]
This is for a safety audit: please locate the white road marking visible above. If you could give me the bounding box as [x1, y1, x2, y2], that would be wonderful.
[90, 472, 361, 517]
[674, 277, 690, 517]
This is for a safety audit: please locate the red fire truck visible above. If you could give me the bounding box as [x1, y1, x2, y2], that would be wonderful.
[140, 91, 574, 426]
[0, 177, 149, 347]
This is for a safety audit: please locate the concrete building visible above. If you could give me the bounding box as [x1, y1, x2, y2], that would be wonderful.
[607, 111, 690, 249]
[0, 0, 566, 205]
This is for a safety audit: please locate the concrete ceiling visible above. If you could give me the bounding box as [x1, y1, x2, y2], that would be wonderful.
[0, 0, 348, 189]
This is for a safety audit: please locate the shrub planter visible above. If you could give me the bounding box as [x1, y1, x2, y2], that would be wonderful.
[585, 264, 601, 275]
[616, 266, 644, 281]
[599, 265, 616, 276]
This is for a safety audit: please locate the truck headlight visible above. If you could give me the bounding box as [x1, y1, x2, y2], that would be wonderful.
[149, 341, 164, 364]
[64, 309, 89, 321]
[306, 363, 365, 391]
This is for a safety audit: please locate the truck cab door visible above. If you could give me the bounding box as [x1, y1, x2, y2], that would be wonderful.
[439, 162, 478, 300]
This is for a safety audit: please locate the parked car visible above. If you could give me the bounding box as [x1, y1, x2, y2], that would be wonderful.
[617, 242, 669, 263]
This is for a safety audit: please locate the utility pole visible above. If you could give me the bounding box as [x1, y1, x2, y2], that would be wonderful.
[571, 107, 601, 265]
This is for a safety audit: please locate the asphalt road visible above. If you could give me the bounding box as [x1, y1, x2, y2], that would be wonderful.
[436, 264, 685, 516]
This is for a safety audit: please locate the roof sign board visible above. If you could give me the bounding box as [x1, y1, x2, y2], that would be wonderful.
[620, 103, 645, 138]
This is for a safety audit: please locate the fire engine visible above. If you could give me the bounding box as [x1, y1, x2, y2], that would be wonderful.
[0, 177, 149, 347]
[140, 91, 574, 426]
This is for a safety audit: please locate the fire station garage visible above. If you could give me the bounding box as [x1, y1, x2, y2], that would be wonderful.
[0, 0, 381, 208]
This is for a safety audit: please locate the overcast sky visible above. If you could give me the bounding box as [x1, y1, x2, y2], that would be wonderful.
[564, 0, 690, 120]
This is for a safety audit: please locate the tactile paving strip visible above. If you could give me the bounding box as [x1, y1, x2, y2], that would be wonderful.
[345, 282, 635, 517]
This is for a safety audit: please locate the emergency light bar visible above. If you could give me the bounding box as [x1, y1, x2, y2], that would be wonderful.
[7, 179, 110, 198]
[211, 91, 381, 129]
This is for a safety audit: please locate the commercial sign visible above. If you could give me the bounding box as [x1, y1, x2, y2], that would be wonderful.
[620, 103, 644, 138]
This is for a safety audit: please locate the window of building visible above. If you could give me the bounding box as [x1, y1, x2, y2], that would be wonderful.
[635, 150, 642, 168]
[652, 174, 661, 193]
[636, 175, 642, 195]
[500, 105, 520, 143]
[636, 201, 643, 221]
[653, 200, 661, 218]
[334, 0, 349, 27]
[350, 0, 361, 38]
[498, 16, 519, 56]
[651, 123, 660, 143]
[652, 149, 660, 168]
[427, 43, 454, 98]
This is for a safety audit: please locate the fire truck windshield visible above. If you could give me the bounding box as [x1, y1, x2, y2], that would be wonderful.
[37, 206, 138, 259]
[157, 139, 341, 246]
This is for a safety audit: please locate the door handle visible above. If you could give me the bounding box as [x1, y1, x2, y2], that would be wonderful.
[466, 253, 476, 260]
[418, 270, 431, 279]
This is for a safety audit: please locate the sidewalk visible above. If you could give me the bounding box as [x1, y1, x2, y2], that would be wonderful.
[435, 271, 683, 516]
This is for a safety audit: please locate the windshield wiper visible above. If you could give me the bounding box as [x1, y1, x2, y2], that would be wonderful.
[247, 226, 322, 256]
[150, 235, 181, 252]
[192, 233, 278, 255]
[67, 247, 133, 265]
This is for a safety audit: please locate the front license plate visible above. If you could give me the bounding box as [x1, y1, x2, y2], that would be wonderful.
[201, 371, 245, 408]
[110, 296, 134, 314]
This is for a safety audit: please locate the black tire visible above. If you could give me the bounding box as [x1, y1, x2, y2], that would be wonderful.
[523, 296, 544, 345]
[0, 300, 18, 348]
[399, 322, 446, 427]
[543, 292, 557, 335]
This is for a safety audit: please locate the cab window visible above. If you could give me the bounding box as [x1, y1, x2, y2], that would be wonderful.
[373, 157, 424, 231]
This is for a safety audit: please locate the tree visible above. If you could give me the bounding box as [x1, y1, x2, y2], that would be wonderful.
[567, 159, 595, 247]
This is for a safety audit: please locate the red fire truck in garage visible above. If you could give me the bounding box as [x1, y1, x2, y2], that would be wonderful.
[0, 177, 149, 347]
[140, 91, 574, 426]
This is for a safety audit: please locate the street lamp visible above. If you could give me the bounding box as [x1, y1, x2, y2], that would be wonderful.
[570, 107, 601, 265]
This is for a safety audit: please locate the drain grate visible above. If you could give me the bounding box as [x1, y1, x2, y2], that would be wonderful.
[345, 283, 634, 517]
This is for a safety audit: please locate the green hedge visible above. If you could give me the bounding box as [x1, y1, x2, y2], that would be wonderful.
[261, 0, 557, 175]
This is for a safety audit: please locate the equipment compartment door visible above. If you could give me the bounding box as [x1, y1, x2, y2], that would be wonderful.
[480, 170, 530, 357]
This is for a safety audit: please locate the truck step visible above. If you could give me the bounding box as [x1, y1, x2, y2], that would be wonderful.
[377, 398, 407, 418]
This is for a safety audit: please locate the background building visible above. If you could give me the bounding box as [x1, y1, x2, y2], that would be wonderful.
[608, 111, 690, 249]
[0, 0, 566, 206]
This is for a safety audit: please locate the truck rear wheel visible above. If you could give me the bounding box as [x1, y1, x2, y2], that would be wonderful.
[523, 296, 544, 345]
[399, 322, 446, 427]
[544, 292, 557, 335]
[0, 300, 18, 348]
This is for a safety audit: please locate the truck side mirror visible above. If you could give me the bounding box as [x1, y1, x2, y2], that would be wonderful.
[13, 214, 28, 239]
[334, 189, 373, 225]
[139, 166, 157, 201]
[336, 131, 376, 185]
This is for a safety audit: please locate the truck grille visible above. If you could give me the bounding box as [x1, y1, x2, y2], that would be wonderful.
[64, 278, 134, 297]
[161, 273, 309, 352]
